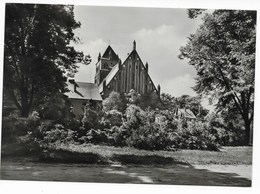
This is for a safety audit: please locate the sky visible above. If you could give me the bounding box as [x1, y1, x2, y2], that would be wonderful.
[72, 6, 204, 97]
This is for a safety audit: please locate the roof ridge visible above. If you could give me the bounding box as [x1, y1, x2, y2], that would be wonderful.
[104, 63, 119, 85]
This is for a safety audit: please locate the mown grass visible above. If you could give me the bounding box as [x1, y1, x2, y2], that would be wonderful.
[49, 143, 252, 165]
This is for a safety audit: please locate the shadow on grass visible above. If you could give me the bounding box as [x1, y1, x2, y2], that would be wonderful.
[39, 149, 108, 164]
[37, 150, 190, 166]
[112, 154, 189, 165]
[0, 144, 252, 186]
[0, 158, 251, 187]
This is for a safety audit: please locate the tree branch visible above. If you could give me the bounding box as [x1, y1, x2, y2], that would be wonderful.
[5, 42, 22, 81]
[214, 62, 244, 115]
[28, 82, 34, 109]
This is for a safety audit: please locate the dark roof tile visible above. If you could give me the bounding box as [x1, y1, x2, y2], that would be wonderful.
[65, 81, 102, 101]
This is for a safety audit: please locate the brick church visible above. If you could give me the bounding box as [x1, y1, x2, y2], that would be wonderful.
[66, 41, 160, 117]
[95, 41, 160, 99]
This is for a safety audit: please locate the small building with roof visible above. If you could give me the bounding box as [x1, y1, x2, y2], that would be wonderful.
[65, 80, 103, 118]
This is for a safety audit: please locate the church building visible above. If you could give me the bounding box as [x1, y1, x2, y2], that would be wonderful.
[65, 41, 161, 118]
[95, 41, 160, 99]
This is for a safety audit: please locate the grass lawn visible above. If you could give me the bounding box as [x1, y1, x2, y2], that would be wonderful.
[49, 143, 252, 165]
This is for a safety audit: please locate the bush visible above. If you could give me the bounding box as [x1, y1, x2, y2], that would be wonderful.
[19, 122, 77, 153]
[42, 124, 77, 144]
[37, 94, 73, 122]
[102, 92, 126, 112]
[1, 114, 19, 144]
[101, 110, 123, 128]
[205, 113, 245, 146]
[26, 111, 41, 131]
[125, 123, 173, 150]
[1, 111, 42, 144]
[86, 106, 220, 151]
[85, 129, 108, 144]
[125, 104, 147, 128]
[172, 120, 219, 151]
[109, 126, 130, 146]
[80, 104, 100, 133]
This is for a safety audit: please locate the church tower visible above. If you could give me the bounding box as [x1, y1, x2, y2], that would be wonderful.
[94, 45, 120, 85]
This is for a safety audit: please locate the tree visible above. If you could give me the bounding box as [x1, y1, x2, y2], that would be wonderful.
[187, 9, 206, 19]
[4, 4, 83, 117]
[37, 93, 73, 122]
[179, 10, 256, 145]
[160, 93, 176, 110]
[102, 92, 126, 113]
[176, 95, 209, 119]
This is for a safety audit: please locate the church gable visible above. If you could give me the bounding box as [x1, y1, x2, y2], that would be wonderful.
[102, 45, 118, 60]
[96, 41, 160, 99]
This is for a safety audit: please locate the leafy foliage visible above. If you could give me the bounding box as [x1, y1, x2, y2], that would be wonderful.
[187, 9, 206, 19]
[4, 4, 83, 116]
[42, 124, 77, 144]
[102, 92, 126, 113]
[3, 97, 238, 153]
[160, 93, 176, 110]
[101, 110, 123, 128]
[205, 112, 245, 146]
[80, 103, 100, 132]
[176, 95, 209, 119]
[37, 93, 74, 122]
[179, 10, 256, 145]
[125, 104, 147, 128]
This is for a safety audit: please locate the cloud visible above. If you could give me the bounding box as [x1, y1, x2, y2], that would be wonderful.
[131, 24, 197, 89]
[72, 6, 203, 97]
[161, 74, 196, 97]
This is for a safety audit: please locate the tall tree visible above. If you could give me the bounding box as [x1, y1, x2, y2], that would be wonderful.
[179, 10, 256, 145]
[4, 3, 83, 117]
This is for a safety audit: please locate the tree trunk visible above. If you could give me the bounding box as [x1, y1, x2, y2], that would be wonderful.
[21, 104, 30, 117]
[20, 92, 30, 117]
[244, 117, 252, 146]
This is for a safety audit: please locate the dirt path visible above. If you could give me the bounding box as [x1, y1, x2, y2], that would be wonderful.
[0, 159, 251, 186]
[194, 164, 252, 180]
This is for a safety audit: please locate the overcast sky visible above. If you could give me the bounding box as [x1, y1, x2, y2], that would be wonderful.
[72, 5, 204, 98]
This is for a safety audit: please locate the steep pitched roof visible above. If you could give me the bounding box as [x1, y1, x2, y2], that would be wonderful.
[99, 48, 159, 93]
[102, 45, 119, 60]
[66, 81, 102, 101]
[98, 62, 119, 93]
